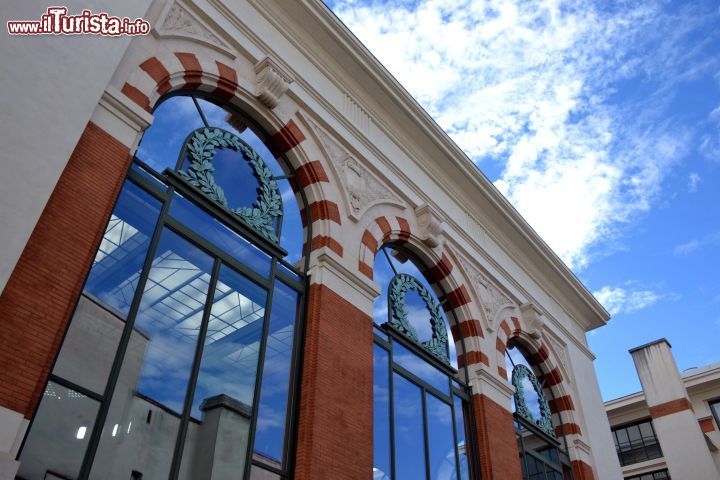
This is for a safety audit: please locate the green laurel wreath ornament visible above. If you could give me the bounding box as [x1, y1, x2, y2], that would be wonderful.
[178, 127, 282, 243]
[512, 364, 556, 437]
[388, 273, 450, 365]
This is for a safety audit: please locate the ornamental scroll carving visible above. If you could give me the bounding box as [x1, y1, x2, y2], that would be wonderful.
[157, 2, 231, 55]
[312, 123, 402, 221]
[458, 258, 515, 331]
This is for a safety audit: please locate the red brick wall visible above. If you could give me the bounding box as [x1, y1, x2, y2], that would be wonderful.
[472, 393, 523, 480]
[571, 460, 595, 480]
[294, 283, 373, 479]
[0, 122, 131, 417]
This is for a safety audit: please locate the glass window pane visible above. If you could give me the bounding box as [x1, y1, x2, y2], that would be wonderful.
[178, 265, 267, 479]
[170, 193, 271, 276]
[393, 341, 449, 395]
[136, 96, 205, 173]
[712, 401, 720, 423]
[53, 181, 161, 394]
[130, 162, 167, 191]
[253, 282, 299, 468]
[89, 229, 214, 479]
[277, 261, 302, 283]
[393, 373, 427, 480]
[85, 181, 162, 316]
[426, 394, 457, 480]
[17, 382, 100, 480]
[374, 324, 389, 342]
[374, 344, 391, 480]
[615, 427, 629, 451]
[453, 396, 471, 480]
[639, 421, 655, 442]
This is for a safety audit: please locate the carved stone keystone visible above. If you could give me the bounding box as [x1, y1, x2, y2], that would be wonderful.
[415, 204, 444, 248]
[254, 57, 293, 109]
[520, 303, 544, 339]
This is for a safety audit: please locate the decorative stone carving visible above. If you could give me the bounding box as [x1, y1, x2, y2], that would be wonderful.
[544, 332, 573, 385]
[156, 2, 231, 55]
[254, 57, 293, 110]
[458, 258, 514, 332]
[415, 204, 444, 248]
[312, 124, 403, 221]
[224, 113, 248, 134]
[520, 303, 544, 339]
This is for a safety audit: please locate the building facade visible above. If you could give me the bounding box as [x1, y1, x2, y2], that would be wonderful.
[605, 339, 720, 480]
[1, 1, 623, 479]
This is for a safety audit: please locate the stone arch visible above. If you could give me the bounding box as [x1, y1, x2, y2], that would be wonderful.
[494, 318, 585, 450]
[357, 214, 488, 370]
[118, 50, 344, 263]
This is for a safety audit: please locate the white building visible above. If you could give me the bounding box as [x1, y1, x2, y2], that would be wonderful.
[1, 1, 623, 479]
[605, 339, 720, 480]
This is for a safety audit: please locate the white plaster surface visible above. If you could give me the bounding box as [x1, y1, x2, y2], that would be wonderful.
[0, 0, 152, 293]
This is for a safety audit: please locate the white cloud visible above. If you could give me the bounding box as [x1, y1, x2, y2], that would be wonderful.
[593, 286, 660, 316]
[673, 231, 720, 256]
[688, 172, 701, 192]
[330, 0, 716, 270]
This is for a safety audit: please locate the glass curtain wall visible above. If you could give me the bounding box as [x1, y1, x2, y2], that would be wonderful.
[505, 346, 572, 479]
[372, 246, 475, 480]
[17, 94, 307, 480]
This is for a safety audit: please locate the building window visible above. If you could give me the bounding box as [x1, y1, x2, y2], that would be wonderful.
[505, 346, 572, 480]
[611, 419, 663, 467]
[372, 246, 476, 480]
[17, 94, 307, 480]
[625, 469, 670, 480]
[710, 399, 720, 430]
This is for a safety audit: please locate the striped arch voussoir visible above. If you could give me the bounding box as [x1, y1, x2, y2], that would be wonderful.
[121, 52, 341, 260]
[495, 318, 583, 441]
[357, 218, 487, 369]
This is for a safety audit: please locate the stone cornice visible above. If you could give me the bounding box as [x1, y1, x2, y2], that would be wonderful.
[234, 0, 609, 331]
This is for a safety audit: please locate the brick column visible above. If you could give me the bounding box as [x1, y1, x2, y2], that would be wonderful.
[0, 88, 151, 478]
[294, 253, 378, 479]
[0, 122, 132, 419]
[630, 339, 719, 479]
[469, 368, 522, 480]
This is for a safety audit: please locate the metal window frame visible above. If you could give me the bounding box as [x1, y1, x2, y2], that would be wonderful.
[16, 92, 312, 480]
[611, 418, 663, 467]
[373, 244, 480, 480]
[375, 326, 476, 480]
[709, 398, 720, 432]
[506, 345, 573, 480]
[624, 468, 671, 480]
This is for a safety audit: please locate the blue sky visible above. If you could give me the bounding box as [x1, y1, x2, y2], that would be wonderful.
[326, 0, 720, 400]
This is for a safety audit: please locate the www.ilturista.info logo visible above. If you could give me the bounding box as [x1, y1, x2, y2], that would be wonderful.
[7, 7, 151, 36]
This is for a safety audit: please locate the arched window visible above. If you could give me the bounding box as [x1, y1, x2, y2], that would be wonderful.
[372, 246, 476, 480]
[505, 344, 572, 480]
[17, 94, 308, 480]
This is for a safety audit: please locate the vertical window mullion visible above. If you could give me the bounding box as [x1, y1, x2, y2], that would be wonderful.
[242, 257, 279, 479]
[389, 339, 396, 480]
[421, 388, 431, 480]
[285, 278, 310, 478]
[449, 392, 461, 480]
[168, 257, 222, 479]
[78, 187, 174, 480]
